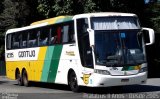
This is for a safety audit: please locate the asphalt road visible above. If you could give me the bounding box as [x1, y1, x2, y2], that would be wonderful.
[0, 76, 160, 99]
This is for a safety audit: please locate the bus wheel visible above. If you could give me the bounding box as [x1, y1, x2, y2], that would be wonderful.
[22, 70, 29, 87]
[69, 71, 79, 92]
[16, 71, 23, 86]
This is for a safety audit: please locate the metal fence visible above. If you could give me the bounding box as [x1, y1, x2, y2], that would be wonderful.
[0, 61, 6, 75]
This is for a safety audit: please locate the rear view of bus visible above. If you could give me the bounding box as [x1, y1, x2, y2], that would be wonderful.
[72, 12, 155, 91]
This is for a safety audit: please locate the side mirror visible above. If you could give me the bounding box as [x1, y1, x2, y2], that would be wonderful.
[87, 28, 94, 47]
[142, 28, 155, 45]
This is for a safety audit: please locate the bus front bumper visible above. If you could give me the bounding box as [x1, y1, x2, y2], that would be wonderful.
[85, 72, 147, 87]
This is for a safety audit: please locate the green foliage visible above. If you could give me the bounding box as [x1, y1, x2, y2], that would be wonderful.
[149, 3, 160, 33]
[83, 0, 97, 13]
[0, 0, 29, 31]
[37, 0, 55, 18]
[37, 0, 98, 17]
[110, 0, 145, 13]
[0, 0, 29, 60]
[53, 0, 73, 16]
[0, 0, 4, 14]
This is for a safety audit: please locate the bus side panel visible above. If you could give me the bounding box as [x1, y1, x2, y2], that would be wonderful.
[28, 47, 48, 82]
[6, 61, 16, 80]
[47, 45, 63, 83]
[40, 45, 63, 83]
[6, 61, 29, 80]
[40, 46, 54, 82]
[54, 44, 80, 85]
[6, 47, 48, 82]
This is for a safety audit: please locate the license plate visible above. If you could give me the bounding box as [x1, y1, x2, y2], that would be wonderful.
[121, 79, 129, 82]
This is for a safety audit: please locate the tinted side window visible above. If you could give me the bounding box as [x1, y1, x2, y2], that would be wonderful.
[21, 32, 28, 48]
[11, 33, 21, 49]
[39, 28, 50, 46]
[62, 21, 75, 43]
[6, 34, 12, 50]
[50, 26, 57, 44]
[50, 25, 62, 44]
[28, 30, 38, 47]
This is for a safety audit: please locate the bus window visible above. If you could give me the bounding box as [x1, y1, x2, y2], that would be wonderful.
[57, 27, 62, 44]
[62, 25, 69, 43]
[6, 34, 12, 50]
[50, 26, 62, 44]
[11, 33, 21, 49]
[39, 28, 49, 46]
[21, 32, 28, 48]
[28, 30, 38, 47]
[50, 26, 57, 44]
[62, 21, 75, 43]
[68, 22, 75, 43]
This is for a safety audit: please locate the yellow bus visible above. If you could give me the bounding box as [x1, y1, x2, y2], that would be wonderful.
[5, 12, 155, 92]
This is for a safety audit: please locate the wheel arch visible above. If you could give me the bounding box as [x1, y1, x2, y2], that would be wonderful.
[67, 68, 75, 85]
[22, 68, 27, 76]
[15, 68, 20, 79]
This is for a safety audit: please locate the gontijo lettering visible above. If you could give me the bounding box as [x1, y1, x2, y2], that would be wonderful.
[18, 50, 35, 58]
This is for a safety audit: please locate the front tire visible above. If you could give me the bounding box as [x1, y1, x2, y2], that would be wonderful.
[68, 71, 80, 92]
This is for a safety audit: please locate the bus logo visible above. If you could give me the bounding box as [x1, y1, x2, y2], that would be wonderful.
[66, 51, 75, 56]
[83, 74, 91, 85]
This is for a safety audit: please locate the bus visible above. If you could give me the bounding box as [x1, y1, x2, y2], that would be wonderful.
[5, 12, 155, 92]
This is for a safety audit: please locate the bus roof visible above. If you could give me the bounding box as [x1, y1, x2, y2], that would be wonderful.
[6, 16, 73, 34]
[73, 12, 137, 19]
[6, 12, 137, 34]
[6, 23, 48, 34]
[31, 16, 73, 25]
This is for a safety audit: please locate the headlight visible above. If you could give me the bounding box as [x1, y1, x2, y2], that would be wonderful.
[94, 69, 110, 75]
[139, 67, 147, 73]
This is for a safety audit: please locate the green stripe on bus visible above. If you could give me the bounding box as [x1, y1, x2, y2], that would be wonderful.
[63, 16, 73, 22]
[55, 16, 73, 23]
[41, 16, 72, 82]
[47, 45, 63, 82]
[41, 46, 54, 82]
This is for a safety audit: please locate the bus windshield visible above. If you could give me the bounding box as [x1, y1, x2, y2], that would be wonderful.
[94, 30, 146, 66]
[90, 16, 145, 66]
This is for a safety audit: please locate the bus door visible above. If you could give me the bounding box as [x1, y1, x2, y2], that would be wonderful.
[76, 18, 94, 71]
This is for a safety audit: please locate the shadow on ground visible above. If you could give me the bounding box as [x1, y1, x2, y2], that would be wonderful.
[14, 82, 160, 94]
[80, 85, 160, 94]
[0, 81, 8, 84]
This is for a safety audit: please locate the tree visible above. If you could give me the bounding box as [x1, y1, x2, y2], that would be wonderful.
[0, 0, 4, 14]
[37, 0, 98, 17]
[83, 0, 97, 13]
[53, 0, 73, 16]
[0, 0, 30, 60]
[94, 0, 111, 12]
[145, 3, 160, 33]
[37, 0, 55, 18]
